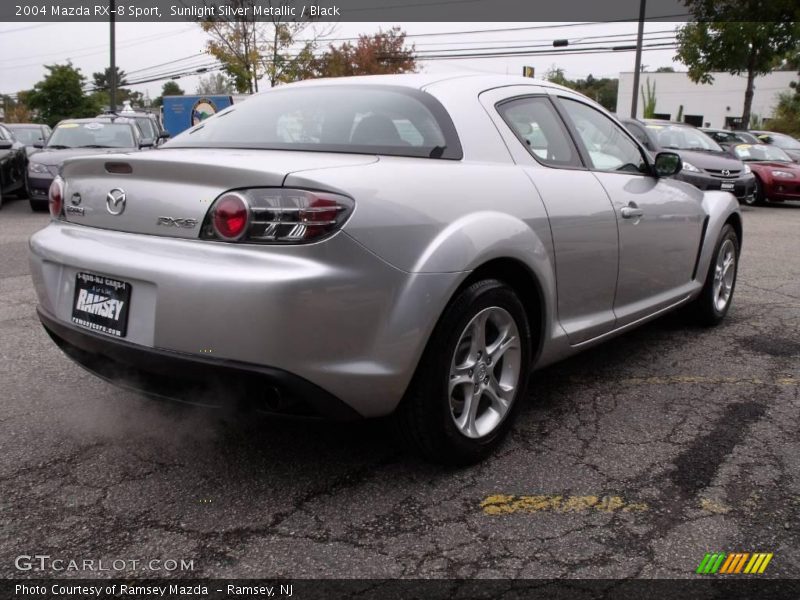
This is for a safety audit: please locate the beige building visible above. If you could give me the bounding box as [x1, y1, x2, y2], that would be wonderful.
[616, 70, 796, 128]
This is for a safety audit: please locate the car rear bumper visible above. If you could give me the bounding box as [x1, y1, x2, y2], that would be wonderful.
[29, 222, 461, 417]
[38, 307, 361, 419]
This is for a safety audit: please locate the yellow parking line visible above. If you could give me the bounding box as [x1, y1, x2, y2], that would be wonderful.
[620, 376, 797, 386]
[480, 494, 648, 515]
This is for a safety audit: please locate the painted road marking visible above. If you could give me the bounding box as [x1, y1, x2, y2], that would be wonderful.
[620, 376, 797, 386]
[481, 494, 648, 515]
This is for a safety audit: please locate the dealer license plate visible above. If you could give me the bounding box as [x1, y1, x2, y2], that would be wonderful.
[71, 272, 132, 338]
[720, 182, 735, 191]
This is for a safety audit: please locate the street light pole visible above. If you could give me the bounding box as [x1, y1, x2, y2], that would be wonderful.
[109, 0, 116, 113]
[630, 0, 646, 118]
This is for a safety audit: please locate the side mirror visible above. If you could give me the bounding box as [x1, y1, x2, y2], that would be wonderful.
[653, 151, 682, 177]
[157, 132, 171, 141]
[33, 142, 44, 149]
[0, 140, 12, 150]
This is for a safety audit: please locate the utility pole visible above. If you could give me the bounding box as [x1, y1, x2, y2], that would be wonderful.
[630, 0, 646, 118]
[109, 0, 117, 112]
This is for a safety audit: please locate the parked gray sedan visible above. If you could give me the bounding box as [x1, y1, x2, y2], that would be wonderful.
[29, 74, 742, 463]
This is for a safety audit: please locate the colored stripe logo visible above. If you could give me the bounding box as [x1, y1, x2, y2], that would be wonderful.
[696, 552, 773, 574]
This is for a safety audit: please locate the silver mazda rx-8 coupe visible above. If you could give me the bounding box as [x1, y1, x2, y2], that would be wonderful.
[30, 74, 741, 463]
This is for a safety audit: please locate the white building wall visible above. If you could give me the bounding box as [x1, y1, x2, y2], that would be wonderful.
[615, 71, 796, 128]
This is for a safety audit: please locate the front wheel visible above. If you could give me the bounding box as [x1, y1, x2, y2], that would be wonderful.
[689, 224, 739, 326]
[394, 279, 532, 465]
[752, 177, 766, 205]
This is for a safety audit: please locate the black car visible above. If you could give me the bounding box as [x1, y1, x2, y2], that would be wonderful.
[622, 119, 756, 203]
[4, 123, 52, 157]
[0, 124, 29, 209]
[27, 117, 143, 211]
[748, 130, 800, 163]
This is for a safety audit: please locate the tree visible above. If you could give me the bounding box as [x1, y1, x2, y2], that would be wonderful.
[544, 66, 569, 86]
[655, 66, 676, 73]
[199, 1, 331, 92]
[196, 72, 234, 94]
[1, 93, 33, 123]
[314, 27, 416, 78]
[676, 2, 800, 127]
[640, 77, 657, 118]
[152, 81, 185, 108]
[92, 66, 128, 92]
[26, 63, 101, 126]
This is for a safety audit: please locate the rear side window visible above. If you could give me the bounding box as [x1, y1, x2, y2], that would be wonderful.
[497, 96, 580, 167]
[167, 85, 462, 159]
[559, 99, 648, 174]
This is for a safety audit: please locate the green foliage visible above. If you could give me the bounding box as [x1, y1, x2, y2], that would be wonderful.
[542, 67, 618, 111]
[640, 77, 657, 118]
[314, 27, 416, 78]
[675, 3, 800, 126]
[152, 81, 185, 108]
[92, 66, 128, 91]
[195, 73, 234, 95]
[26, 63, 101, 127]
[768, 91, 800, 137]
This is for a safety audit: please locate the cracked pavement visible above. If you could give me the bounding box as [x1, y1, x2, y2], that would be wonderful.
[1, 197, 798, 580]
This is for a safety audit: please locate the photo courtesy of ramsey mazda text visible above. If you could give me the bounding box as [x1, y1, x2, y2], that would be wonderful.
[30, 73, 742, 464]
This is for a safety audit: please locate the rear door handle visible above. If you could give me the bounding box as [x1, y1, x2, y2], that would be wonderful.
[620, 204, 644, 219]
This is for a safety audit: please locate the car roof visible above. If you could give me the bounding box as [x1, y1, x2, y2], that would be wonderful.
[4, 123, 43, 128]
[58, 117, 135, 125]
[282, 72, 570, 94]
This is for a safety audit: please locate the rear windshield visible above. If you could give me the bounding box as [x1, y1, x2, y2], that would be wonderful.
[48, 122, 135, 149]
[165, 85, 462, 159]
[7, 127, 44, 144]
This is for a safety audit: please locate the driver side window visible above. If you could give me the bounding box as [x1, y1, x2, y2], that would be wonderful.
[559, 99, 648, 174]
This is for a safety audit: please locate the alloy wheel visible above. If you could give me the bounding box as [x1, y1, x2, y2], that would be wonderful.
[448, 306, 522, 439]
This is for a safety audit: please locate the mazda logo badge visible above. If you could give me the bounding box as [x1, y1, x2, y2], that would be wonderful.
[721, 169, 730, 177]
[70, 193, 82, 206]
[106, 188, 126, 215]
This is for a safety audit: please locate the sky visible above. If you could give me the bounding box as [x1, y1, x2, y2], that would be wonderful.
[0, 21, 684, 100]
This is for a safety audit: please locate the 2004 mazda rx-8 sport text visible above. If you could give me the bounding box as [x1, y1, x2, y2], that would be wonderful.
[30, 74, 742, 463]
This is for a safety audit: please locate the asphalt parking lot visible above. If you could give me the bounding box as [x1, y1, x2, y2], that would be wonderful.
[1, 197, 798, 580]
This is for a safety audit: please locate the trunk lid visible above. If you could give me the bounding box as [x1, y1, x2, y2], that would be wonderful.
[60, 148, 376, 238]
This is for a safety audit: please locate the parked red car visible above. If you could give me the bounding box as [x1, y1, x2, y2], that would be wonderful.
[729, 143, 800, 204]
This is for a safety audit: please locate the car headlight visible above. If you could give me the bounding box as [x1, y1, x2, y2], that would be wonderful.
[682, 161, 701, 173]
[28, 162, 50, 175]
[771, 170, 795, 179]
[743, 164, 751, 174]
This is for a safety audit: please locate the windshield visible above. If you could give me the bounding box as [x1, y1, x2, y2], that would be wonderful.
[7, 127, 43, 145]
[647, 124, 723, 152]
[164, 85, 462, 159]
[767, 133, 800, 150]
[133, 116, 157, 139]
[733, 143, 793, 162]
[48, 122, 135, 149]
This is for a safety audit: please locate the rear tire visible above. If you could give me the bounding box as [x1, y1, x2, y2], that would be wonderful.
[394, 279, 532, 465]
[689, 224, 739, 327]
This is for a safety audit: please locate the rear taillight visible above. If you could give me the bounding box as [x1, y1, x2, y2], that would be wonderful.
[48, 177, 64, 219]
[201, 189, 354, 244]
[211, 193, 249, 241]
